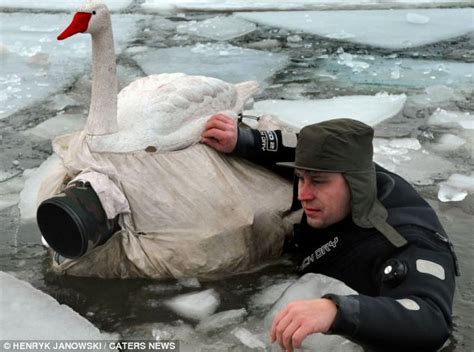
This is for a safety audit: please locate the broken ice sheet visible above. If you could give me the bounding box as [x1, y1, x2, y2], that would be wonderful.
[433, 134, 466, 152]
[177, 16, 256, 41]
[248, 93, 406, 130]
[428, 108, 474, 130]
[231, 327, 266, 350]
[321, 56, 473, 89]
[131, 42, 289, 85]
[0, 13, 140, 119]
[0, 271, 116, 342]
[164, 289, 220, 321]
[195, 308, 247, 333]
[373, 138, 455, 186]
[438, 173, 474, 202]
[236, 9, 474, 50]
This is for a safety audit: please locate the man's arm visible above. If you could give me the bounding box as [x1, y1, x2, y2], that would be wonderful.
[271, 228, 456, 351]
[201, 113, 297, 178]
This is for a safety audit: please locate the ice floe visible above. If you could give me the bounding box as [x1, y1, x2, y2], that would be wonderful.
[0, 13, 140, 119]
[236, 9, 474, 50]
[433, 134, 467, 152]
[248, 93, 406, 130]
[18, 154, 61, 220]
[373, 137, 455, 185]
[195, 308, 247, 333]
[428, 108, 473, 130]
[0, 271, 115, 342]
[321, 55, 473, 89]
[131, 42, 289, 85]
[231, 327, 266, 349]
[0, 173, 24, 211]
[176, 16, 256, 41]
[438, 173, 474, 202]
[164, 289, 220, 321]
[22, 113, 86, 140]
[141, 1, 472, 13]
[0, 0, 133, 11]
[264, 273, 362, 351]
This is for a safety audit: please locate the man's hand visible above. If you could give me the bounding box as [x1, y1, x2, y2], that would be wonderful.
[200, 113, 238, 153]
[270, 298, 337, 352]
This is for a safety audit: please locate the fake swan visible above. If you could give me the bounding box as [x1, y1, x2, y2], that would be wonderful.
[57, 0, 259, 153]
[37, 0, 299, 279]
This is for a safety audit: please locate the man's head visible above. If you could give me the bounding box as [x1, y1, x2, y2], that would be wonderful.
[278, 118, 377, 229]
[296, 169, 351, 228]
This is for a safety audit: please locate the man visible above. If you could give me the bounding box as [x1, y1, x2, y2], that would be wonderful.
[201, 113, 459, 351]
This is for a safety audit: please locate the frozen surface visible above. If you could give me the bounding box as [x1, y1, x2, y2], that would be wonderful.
[249, 280, 295, 310]
[237, 9, 474, 50]
[264, 273, 362, 351]
[0, 174, 24, 211]
[177, 16, 256, 41]
[142, 1, 472, 13]
[0, 271, 115, 342]
[195, 308, 247, 333]
[428, 108, 474, 130]
[18, 154, 61, 220]
[433, 134, 466, 152]
[321, 55, 474, 89]
[22, 113, 86, 140]
[164, 289, 220, 321]
[0, 0, 133, 11]
[231, 327, 266, 349]
[132, 43, 289, 85]
[438, 173, 474, 202]
[373, 138, 456, 185]
[249, 93, 406, 130]
[0, 13, 140, 119]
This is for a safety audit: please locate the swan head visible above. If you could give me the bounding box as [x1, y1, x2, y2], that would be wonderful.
[57, 0, 110, 40]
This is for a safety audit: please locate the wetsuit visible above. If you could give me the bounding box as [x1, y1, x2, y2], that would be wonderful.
[233, 127, 459, 351]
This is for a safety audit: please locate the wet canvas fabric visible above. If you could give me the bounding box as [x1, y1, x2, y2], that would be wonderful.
[38, 130, 300, 279]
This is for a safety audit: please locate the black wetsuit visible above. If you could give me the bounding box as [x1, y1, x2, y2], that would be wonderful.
[233, 127, 459, 351]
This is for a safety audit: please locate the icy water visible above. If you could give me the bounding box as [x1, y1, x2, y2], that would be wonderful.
[1, 1, 473, 351]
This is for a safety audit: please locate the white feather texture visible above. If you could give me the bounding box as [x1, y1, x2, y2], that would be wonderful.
[72, 1, 260, 153]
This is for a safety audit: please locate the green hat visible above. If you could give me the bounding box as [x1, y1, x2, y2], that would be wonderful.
[278, 118, 407, 247]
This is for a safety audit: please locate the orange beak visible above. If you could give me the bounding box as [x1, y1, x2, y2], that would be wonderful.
[57, 12, 92, 40]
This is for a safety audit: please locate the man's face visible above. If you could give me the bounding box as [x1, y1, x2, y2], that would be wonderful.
[296, 169, 351, 229]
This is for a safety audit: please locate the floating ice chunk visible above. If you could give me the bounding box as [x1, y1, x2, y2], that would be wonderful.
[406, 13, 430, 24]
[438, 173, 474, 202]
[22, 114, 86, 140]
[434, 134, 466, 151]
[196, 308, 247, 333]
[0, 13, 140, 119]
[178, 277, 201, 288]
[264, 274, 361, 351]
[249, 280, 294, 310]
[177, 16, 256, 41]
[322, 57, 473, 89]
[287, 34, 303, 43]
[132, 43, 289, 85]
[237, 9, 474, 50]
[388, 138, 422, 151]
[164, 289, 220, 321]
[143, 1, 473, 14]
[0, 173, 24, 211]
[438, 184, 468, 202]
[0, 0, 133, 11]
[425, 85, 464, 103]
[0, 271, 116, 342]
[374, 138, 455, 186]
[337, 53, 370, 72]
[18, 154, 61, 220]
[231, 327, 266, 350]
[248, 94, 406, 130]
[428, 109, 473, 130]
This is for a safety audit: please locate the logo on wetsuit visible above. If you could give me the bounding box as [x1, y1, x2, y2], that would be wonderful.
[300, 236, 339, 271]
[259, 130, 278, 152]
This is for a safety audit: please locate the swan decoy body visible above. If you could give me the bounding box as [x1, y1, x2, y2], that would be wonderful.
[57, 0, 259, 153]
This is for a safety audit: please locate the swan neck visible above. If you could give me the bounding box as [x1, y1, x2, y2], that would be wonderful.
[87, 22, 118, 135]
